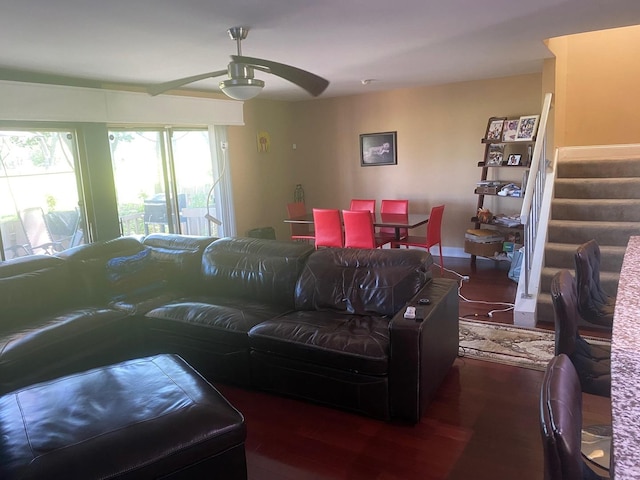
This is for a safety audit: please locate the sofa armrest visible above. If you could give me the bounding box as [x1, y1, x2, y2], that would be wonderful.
[389, 278, 459, 423]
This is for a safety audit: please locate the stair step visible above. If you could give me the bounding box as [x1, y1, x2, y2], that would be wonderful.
[547, 220, 640, 246]
[552, 198, 640, 221]
[533, 155, 639, 327]
[554, 178, 640, 199]
[544, 242, 627, 271]
[557, 157, 640, 178]
[536, 292, 614, 332]
[539, 266, 620, 297]
[536, 293, 554, 326]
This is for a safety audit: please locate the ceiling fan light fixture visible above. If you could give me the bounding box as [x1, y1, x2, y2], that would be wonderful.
[219, 78, 265, 100]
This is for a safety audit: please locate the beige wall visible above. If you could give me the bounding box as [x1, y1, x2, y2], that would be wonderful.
[230, 74, 545, 253]
[227, 99, 296, 237]
[548, 25, 640, 147]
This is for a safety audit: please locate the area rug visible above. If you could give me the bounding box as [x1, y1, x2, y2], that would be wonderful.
[458, 319, 610, 371]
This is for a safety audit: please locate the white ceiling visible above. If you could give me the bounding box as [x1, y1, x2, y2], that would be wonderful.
[2, 0, 640, 101]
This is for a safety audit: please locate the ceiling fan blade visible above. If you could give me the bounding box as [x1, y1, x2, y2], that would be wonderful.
[147, 69, 228, 96]
[231, 55, 329, 97]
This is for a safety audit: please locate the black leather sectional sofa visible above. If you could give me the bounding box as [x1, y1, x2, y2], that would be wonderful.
[0, 234, 459, 423]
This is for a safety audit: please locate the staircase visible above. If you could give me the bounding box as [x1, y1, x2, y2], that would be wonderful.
[536, 151, 640, 328]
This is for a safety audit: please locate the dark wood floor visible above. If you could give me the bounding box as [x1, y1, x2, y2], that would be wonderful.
[216, 256, 612, 480]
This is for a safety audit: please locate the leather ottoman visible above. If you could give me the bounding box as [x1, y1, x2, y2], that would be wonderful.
[0, 354, 247, 479]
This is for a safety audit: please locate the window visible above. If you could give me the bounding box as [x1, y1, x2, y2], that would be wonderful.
[0, 129, 85, 260]
[109, 127, 227, 238]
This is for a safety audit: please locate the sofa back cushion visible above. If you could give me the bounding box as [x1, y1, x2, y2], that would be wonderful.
[0, 256, 75, 330]
[201, 237, 314, 309]
[60, 237, 149, 304]
[295, 248, 433, 316]
[142, 233, 216, 293]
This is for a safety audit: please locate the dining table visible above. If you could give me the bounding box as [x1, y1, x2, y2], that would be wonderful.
[611, 235, 640, 479]
[284, 211, 430, 241]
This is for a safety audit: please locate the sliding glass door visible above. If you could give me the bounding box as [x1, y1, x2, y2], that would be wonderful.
[0, 129, 85, 260]
[109, 128, 220, 238]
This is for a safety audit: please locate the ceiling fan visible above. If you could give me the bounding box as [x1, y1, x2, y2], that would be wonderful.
[147, 26, 329, 100]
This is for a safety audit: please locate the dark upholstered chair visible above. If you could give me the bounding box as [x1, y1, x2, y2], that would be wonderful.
[574, 240, 615, 328]
[540, 354, 608, 480]
[550, 270, 611, 398]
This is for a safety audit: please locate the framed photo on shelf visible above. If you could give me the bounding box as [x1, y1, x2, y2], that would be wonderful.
[486, 144, 504, 165]
[502, 119, 519, 142]
[507, 154, 522, 166]
[485, 117, 506, 141]
[360, 131, 397, 166]
[516, 115, 539, 141]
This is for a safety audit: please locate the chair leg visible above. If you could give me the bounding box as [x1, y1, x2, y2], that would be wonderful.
[438, 244, 444, 275]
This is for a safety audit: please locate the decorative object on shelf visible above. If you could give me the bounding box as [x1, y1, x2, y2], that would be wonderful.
[485, 117, 506, 141]
[475, 182, 502, 195]
[507, 153, 522, 166]
[486, 144, 504, 165]
[257, 131, 271, 152]
[465, 228, 503, 243]
[477, 208, 493, 224]
[515, 115, 540, 141]
[294, 184, 305, 203]
[497, 183, 522, 197]
[493, 214, 522, 227]
[502, 119, 519, 142]
[360, 131, 397, 166]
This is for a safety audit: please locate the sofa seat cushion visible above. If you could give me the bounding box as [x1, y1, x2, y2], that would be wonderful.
[145, 297, 292, 346]
[248, 311, 390, 376]
[0, 307, 131, 393]
[0, 308, 129, 365]
[110, 291, 188, 315]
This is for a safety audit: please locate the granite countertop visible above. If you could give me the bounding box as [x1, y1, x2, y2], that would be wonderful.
[611, 235, 640, 478]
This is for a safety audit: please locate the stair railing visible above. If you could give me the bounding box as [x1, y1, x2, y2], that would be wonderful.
[518, 93, 553, 299]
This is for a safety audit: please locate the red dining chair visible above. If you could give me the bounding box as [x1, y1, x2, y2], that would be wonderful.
[286, 202, 315, 243]
[349, 199, 376, 213]
[379, 199, 409, 240]
[312, 208, 343, 248]
[342, 210, 386, 249]
[392, 205, 445, 274]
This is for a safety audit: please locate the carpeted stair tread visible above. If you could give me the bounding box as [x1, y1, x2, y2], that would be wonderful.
[544, 242, 627, 271]
[554, 178, 640, 199]
[536, 293, 554, 325]
[534, 153, 638, 328]
[547, 220, 640, 246]
[551, 198, 640, 221]
[536, 293, 612, 332]
[557, 157, 640, 178]
[540, 266, 619, 295]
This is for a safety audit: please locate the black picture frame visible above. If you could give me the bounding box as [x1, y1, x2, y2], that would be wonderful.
[360, 131, 397, 166]
[507, 154, 522, 166]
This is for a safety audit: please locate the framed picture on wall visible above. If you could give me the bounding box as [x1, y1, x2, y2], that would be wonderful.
[485, 117, 506, 141]
[502, 119, 519, 141]
[516, 115, 540, 141]
[360, 131, 397, 166]
[486, 144, 504, 165]
[507, 154, 522, 166]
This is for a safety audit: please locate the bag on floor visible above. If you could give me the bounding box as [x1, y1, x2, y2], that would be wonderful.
[508, 247, 524, 283]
